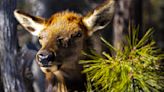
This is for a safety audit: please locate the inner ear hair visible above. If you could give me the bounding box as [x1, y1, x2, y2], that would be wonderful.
[14, 10, 46, 24]
[82, 0, 115, 36]
[26, 26, 35, 32]
[14, 9, 46, 36]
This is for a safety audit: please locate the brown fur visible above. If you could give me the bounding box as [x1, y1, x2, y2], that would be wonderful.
[14, 0, 115, 91]
[37, 11, 86, 92]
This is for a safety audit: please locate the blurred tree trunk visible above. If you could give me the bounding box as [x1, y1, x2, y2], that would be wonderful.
[113, 0, 132, 50]
[113, 0, 143, 50]
[0, 0, 26, 92]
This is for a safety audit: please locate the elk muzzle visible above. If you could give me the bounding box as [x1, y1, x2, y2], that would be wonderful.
[37, 50, 56, 67]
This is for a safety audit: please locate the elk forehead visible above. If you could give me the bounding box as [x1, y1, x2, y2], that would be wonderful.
[42, 11, 83, 36]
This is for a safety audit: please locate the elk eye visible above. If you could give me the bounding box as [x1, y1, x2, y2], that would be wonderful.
[72, 31, 82, 38]
[56, 37, 68, 48]
[56, 37, 63, 46]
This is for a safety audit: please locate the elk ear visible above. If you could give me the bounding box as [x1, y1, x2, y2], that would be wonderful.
[14, 10, 46, 36]
[82, 0, 115, 36]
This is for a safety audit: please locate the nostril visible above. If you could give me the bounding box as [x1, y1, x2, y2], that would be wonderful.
[38, 54, 48, 60]
[47, 53, 55, 61]
[37, 52, 55, 62]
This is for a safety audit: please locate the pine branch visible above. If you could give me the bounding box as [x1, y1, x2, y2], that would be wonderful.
[80, 28, 164, 92]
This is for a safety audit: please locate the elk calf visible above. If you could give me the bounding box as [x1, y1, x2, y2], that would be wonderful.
[14, 0, 115, 91]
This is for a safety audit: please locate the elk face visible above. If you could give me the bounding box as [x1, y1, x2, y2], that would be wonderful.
[14, 0, 115, 74]
[36, 12, 85, 72]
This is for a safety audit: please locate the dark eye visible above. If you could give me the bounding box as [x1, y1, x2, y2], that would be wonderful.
[56, 37, 68, 48]
[72, 31, 82, 38]
[56, 37, 63, 46]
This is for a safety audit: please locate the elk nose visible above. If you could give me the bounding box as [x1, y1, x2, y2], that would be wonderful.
[37, 51, 55, 67]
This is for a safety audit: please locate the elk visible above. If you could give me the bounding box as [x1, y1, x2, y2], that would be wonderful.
[14, 0, 115, 92]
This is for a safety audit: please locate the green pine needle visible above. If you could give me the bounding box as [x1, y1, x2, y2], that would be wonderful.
[80, 28, 164, 92]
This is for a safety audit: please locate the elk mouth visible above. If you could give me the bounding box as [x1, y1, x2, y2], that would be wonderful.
[37, 60, 52, 67]
[38, 60, 62, 70]
[41, 64, 52, 67]
[40, 63, 62, 73]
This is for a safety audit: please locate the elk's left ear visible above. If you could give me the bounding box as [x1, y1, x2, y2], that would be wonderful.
[82, 0, 115, 36]
[14, 10, 46, 36]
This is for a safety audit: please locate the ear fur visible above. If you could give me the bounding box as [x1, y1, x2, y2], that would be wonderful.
[82, 0, 115, 36]
[14, 10, 46, 36]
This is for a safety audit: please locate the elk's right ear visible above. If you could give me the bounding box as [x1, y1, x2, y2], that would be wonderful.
[14, 10, 46, 36]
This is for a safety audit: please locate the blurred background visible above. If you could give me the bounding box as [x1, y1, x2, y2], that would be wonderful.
[14, 0, 164, 53]
[0, 0, 164, 92]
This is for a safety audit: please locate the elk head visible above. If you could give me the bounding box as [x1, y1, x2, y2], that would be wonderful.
[14, 0, 115, 91]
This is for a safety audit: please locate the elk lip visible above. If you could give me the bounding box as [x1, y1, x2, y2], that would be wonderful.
[40, 65, 58, 73]
[38, 60, 62, 69]
[38, 61, 53, 67]
[42, 64, 52, 67]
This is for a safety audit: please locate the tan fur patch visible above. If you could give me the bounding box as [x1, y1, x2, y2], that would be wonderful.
[45, 11, 82, 34]
[38, 11, 83, 51]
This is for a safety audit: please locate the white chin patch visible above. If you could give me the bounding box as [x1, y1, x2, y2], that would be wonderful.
[40, 65, 58, 73]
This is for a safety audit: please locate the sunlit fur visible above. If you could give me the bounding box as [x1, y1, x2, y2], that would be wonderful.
[38, 11, 84, 53]
[14, 0, 115, 91]
[36, 11, 87, 92]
